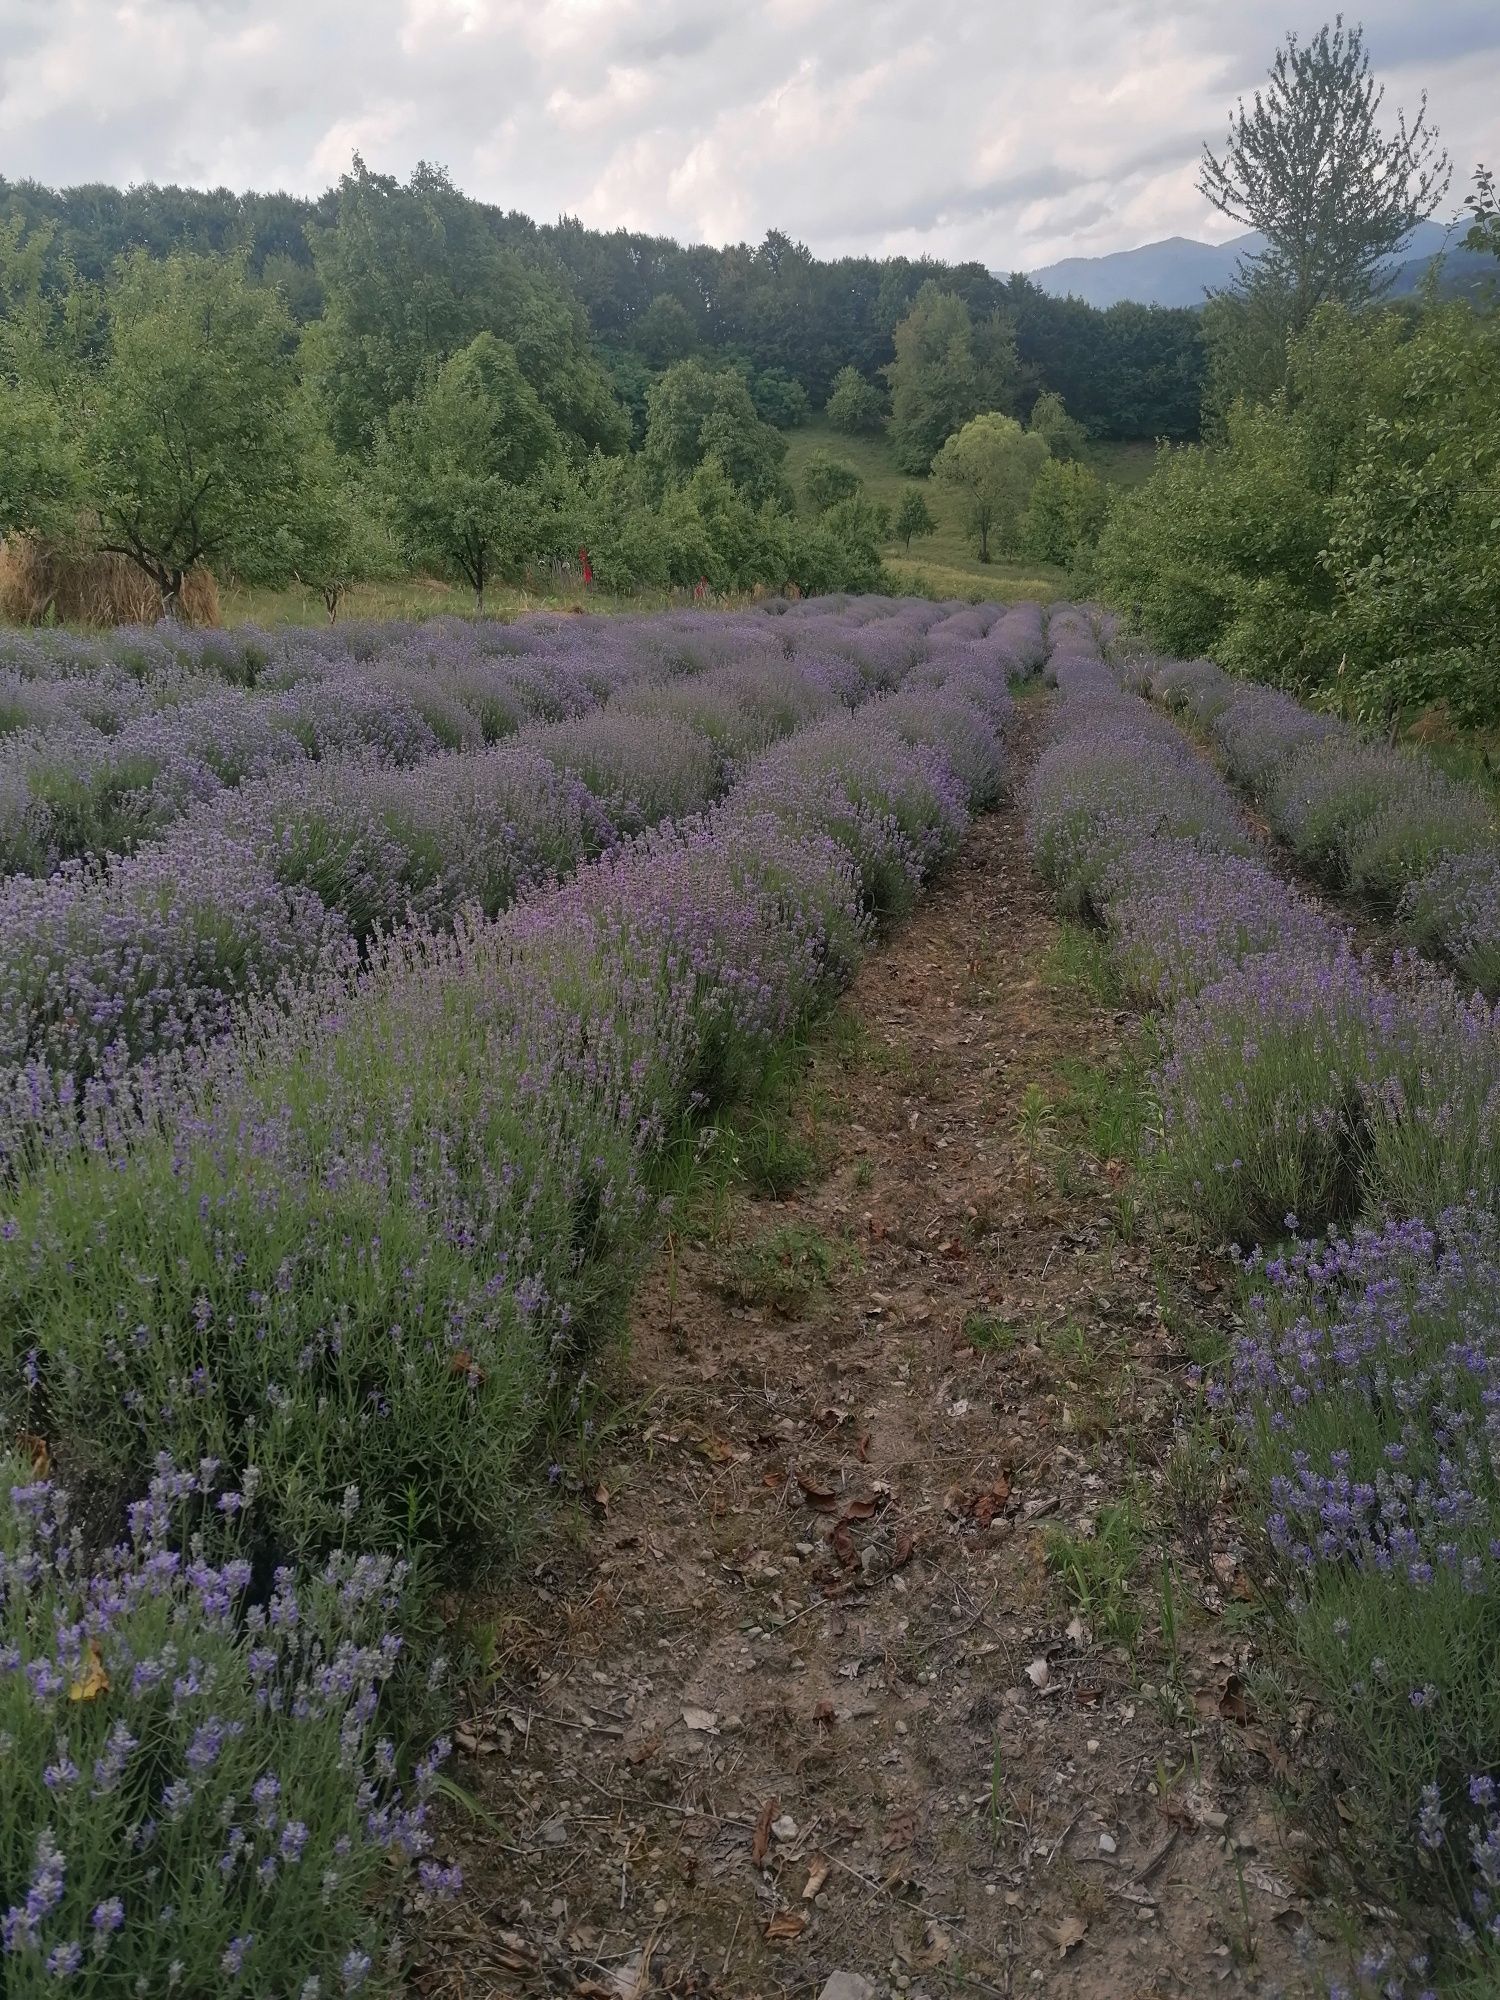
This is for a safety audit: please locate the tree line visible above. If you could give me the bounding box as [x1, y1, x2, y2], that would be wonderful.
[0, 155, 1200, 618]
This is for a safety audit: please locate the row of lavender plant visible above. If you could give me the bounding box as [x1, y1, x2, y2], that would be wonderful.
[1137, 653, 1500, 1000]
[1027, 620, 1500, 1985]
[0, 599, 975, 876]
[0, 602, 1027, 1995]
[0, 599, 1036, 1117]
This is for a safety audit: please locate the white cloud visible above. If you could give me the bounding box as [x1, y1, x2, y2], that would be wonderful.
[0, 0, 1491, 267]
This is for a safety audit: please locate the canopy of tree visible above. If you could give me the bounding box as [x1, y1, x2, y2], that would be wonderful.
[0, 169, 1207, 442]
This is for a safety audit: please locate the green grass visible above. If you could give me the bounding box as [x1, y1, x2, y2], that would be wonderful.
[715, 1222, 847, 1317]
[784, 419, 1155, 600]
[783, 419, 1068, 599]
[1046, 1499, 1147, 1650]
[218, 575, 760, 630]
[1080, 438, 1158, 490]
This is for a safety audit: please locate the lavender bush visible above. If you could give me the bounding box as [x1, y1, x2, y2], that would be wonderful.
[1400, 850, 1500, 1000]
[0, 602, 1007, 1572]
[1225, 1214, 1500, 1978]
[0, 1453, 458, 1999]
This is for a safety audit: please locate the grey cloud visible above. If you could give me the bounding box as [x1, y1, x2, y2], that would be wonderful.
[0, 0, 1494, 265]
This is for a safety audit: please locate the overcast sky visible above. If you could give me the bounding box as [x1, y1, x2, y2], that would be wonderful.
[1, 0, 1494, 269]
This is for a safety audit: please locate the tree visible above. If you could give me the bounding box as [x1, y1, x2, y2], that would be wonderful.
[1465, 165, 1499, 262]
[632, 292, 698, 369]
[893, 489, 936, 554]
[286, 427, 390, 623]
[1027, 390, 1088, 461]
[310, 158, 626, 458]
[748, 367, 809, 429]
[825, 364, 885, 435]
[884, 285, 1019, 474]
[931, 413, 1048, 563]
[0, 385, 84, 549]
[379, 332, 560, 614]
[86, 253, 304, 617]
[642, 360, 788, 507]
[1018, 460, 1111, 568]
[802, 450, 862, 514]
[1199, 18, 1450, 336]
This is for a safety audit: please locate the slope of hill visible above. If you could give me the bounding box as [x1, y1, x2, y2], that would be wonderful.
[1026, 219, 1460, 308]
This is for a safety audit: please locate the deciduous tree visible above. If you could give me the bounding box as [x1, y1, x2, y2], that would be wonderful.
[379, 331, 559, 614]
[1199, 18, 1450, 332]
[931, 412, 1047, 563]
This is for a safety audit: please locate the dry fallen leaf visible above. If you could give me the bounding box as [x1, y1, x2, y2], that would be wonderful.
[68, 1639, 109, 1703]
[699, 1435, 741, 1464]
[796, 1472, 837, 1510]
[681, 1706, 718, 1734]
[1217, 1673, 1255, 1726]
[1049, 1914, 1089, 1957]
[891, 1530, 915, 1569]
[813, 1697, 836, 1733]
[917, 1921, 952, 1968]
[751, 1797, 777, 1867]
[1026, 1658, 1051, 1691]
[764, 1911, 808, 1943]
[880, 1807, 917, 1854]
[20, 1432, 49, 1477]
[802, 1855, 831, 1900]
[624, 1731, 661, 1768]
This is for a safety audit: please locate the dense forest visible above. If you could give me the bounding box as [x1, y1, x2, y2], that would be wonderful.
[0, 166, 1206, 439]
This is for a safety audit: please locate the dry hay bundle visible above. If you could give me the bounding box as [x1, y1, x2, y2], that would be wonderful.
[0, 536, 221, 628]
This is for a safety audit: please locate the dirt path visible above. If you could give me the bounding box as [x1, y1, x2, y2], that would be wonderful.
[419, 713, 1342, 2000]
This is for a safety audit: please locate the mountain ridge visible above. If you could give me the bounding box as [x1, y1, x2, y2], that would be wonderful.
[1020, 219, 1467, 308]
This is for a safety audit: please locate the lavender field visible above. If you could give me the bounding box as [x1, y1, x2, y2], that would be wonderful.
[3, 594, 1499, 1995]
[0, 596, 1044, 1992]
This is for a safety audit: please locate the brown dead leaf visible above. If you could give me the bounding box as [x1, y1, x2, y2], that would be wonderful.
[1217, 1673, 1255, 1726]
[892, 1530, 915, 1569]
[761, 1464, 787, 1491]
[625, 1731, 661, 1767]
[830, 1523, 857, 1569]
[837, 1495, 879, 1523]
[751, 1797, 777, 1868]
[699, 1435, 741, 1464]
[802, 1855, 831, 1900]
[855, 1431, 871, 1462]
[1049, 1914, 1089, 1957]
[590, 1482, 610, 1516]
[881, 1807, 917, 1854]
[796, 1473, 837, 1510]
[1241, 1726, 1293, 1780]
[813, 1698, 836, 1733]
[917, 1921, 952, 1968]
[764, 1911, 807, 1943]
[19, 1432, 49, 1477]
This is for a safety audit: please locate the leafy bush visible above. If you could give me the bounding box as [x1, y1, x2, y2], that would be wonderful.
[824, 366, 885, 437]
[1017, 459, 1110, 568]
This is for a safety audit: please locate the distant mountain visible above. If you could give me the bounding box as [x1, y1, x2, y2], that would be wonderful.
[1023, 220, 1465, 309]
